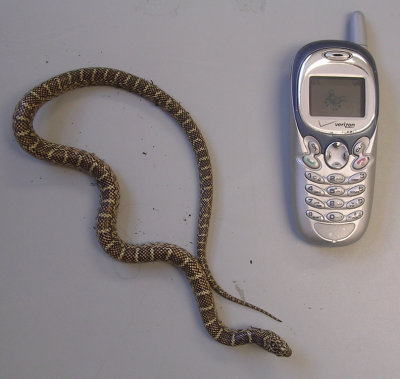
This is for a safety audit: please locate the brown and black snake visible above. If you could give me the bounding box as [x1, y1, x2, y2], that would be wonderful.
[12, 67, 291, 357]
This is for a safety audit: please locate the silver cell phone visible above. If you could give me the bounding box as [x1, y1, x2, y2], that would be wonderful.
[291, 12, 379, 245]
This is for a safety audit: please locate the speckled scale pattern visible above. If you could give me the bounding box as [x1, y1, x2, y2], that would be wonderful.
[12, 67, 291, 357]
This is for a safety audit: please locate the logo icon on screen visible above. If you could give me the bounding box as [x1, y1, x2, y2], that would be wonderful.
[324, 90, 346, 111]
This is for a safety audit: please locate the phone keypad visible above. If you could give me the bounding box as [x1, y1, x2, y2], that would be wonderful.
[304, 171, 367, 222]
[301, 136, 369, 224]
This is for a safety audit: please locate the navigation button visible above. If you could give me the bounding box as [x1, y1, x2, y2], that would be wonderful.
[325, 142, 349, 169]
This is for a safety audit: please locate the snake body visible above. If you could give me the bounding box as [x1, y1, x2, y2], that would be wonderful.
[12, 67, 291, 357]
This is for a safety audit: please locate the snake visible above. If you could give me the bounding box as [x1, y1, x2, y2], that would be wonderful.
[12, 67, 291, 357]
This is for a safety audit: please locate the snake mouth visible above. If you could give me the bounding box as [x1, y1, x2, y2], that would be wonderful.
[248, 328, 292, 356]
[269, 343, 292, 357]
[280, 346, 292, 357]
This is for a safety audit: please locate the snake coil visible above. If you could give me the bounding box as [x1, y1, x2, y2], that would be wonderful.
[12, 67, 291, 357]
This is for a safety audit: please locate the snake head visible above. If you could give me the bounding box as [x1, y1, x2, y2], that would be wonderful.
[250, 328, 292, 357]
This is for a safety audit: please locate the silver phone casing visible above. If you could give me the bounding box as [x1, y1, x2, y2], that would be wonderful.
[292, 44, 378, 246]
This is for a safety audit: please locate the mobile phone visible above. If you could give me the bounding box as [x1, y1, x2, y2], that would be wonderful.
[291, 12, 379, 245]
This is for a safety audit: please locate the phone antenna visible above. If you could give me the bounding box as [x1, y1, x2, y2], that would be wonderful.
[348, 11, 367, 49]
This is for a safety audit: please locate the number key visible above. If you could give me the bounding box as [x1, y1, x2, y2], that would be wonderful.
[305, 171, 325, 184]
[306, 197, 325, 209]
[346, 210, 363, 221]
[306, 210, 324, 221]
[346, 197, 365, 209]
[306, 184, 325, 196]
[327, 173, 345, 184]
[326, 186, 345, 196]
[326, 212, 344, 222]
[348, 172, 367, 184]
[347, 185, 366, 196]
[326, 198, 344, 208]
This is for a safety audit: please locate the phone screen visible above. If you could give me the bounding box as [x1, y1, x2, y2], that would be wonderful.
[309, 76, 365, 117]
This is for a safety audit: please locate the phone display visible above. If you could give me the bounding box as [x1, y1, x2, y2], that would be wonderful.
[309, 76, 365, 117]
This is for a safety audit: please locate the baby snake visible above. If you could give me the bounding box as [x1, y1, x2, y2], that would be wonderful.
[12, 67, 291, 357]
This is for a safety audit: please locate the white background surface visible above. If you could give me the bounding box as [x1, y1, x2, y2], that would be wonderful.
[1, 1, 399, 378]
